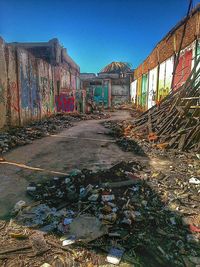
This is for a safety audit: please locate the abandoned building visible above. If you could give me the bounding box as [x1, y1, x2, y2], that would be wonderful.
[80, 62, 132, 111]
[0, 37, 81, 129]
[131, 4, 200, 111]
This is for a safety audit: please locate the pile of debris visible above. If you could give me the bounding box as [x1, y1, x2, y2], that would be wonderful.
[130, 58, 200, 152]
[1, 161, 199, 266]
[0, 112, 110, 154]
[103, 120, 146, 156]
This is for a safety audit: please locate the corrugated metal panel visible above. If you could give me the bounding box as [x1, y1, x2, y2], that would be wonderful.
[130, 80, 137, 104]
[148, 66, 158, 109]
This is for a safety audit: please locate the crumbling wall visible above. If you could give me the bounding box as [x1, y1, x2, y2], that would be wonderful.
[0, 38, 7, 129]
[37, 59, 55, 117]
[134, 9, 200, 80]
[133, 7, 200, 110]
[54, 65, 75, 112]
[111, 78, 130, 105]
[0, 37, 81, 130]
[0, 39, 56, 129]
[18, 48, 43, 124]
[6, 45, 20, 126]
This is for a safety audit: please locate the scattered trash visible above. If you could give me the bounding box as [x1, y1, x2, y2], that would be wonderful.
[63, 218, 73, 225]
[69, 215, 108, 243]
[189, 177, 200, 184]
[62, 235, 76, 246]
[106, 247, 124, 265]
[102, 194, 115, 202]
[1, 159, 199, 266]
[13, 200, 26, 213]
[40, 263, 52, 267]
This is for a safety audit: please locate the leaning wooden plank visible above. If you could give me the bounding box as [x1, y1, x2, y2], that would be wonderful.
[0, 245, 32, 255]
[101, 179, 140, 188]
[178, 134, 186, 150]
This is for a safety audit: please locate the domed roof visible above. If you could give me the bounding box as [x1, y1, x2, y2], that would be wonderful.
[100, 62, 131, 73]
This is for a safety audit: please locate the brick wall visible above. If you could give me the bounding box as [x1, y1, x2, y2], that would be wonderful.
[134, 7, 200, 79]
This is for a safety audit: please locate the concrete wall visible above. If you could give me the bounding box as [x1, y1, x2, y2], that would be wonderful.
[0, 37, 81, 130]
[111, 84, 129, 105]
[130, 80, 137, 103]
[0, 38, 7, 129]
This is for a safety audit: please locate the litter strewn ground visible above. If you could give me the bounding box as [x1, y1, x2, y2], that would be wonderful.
[0, 112, 110, 154]
[0, 158, 199, 267]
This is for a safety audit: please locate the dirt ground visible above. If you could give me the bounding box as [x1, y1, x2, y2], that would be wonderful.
[0, 110, 171, 219]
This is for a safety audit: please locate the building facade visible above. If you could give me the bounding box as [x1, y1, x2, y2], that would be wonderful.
[81, 62, 132, 111]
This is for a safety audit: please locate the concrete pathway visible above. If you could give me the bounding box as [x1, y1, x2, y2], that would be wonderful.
[0, 110, 170, 218]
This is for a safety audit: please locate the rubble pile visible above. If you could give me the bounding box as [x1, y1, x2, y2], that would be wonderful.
[112, 103, 142, 116]
[130, 59, 200, 152]
[1, 161, 199, 266]
[0, 112, 110, 154]
[103, 120, 146, 156]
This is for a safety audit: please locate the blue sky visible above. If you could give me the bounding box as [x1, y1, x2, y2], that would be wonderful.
[0, 0, 199, 73]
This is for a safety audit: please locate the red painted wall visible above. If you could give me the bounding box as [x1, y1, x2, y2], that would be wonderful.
[173, 49, 192, 90]
[55, 94, 75, 112]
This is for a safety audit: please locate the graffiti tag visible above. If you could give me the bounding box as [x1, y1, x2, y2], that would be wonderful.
[55, 94, 74, 112]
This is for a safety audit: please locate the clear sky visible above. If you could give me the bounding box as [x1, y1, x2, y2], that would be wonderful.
[0, 0, 199, 73]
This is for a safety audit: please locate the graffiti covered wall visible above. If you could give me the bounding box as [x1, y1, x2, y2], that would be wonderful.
[158, 56, 174, 102]
[6, 45, 20, 126]
[130, 80, 137, 104]
[55, 94, 74, 112]
[0, 38, 7, 129]
[0, 37, 81, 129]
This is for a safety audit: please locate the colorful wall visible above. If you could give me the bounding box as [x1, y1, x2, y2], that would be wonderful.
[0, 37, 81, 130]
[131, 5, 200, 110]
[148, 66, 158, 109]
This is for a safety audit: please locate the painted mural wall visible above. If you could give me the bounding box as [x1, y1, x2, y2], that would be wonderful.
[141, 74, 148, 109]
[157, 56, 174, 102]
[130, 80, 137, 104]
[173, 42, 195, 90]
[37, 59, 55, 116]
[148, 66, 158, 109]
[136, 77, 142, 107]
[55, 66, 76, 113]
[132, 41, 198, 111]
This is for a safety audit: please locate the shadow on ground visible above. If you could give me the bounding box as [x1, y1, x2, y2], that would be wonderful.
[0, 155, 199, 267]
